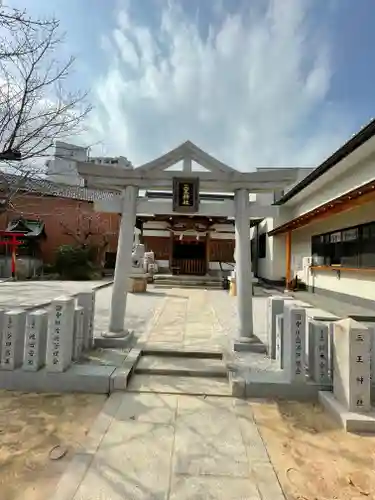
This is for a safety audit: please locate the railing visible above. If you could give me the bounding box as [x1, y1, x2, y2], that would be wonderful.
[171, 258, 206, 275]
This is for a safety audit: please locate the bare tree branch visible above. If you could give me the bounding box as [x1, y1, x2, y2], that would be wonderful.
[0, 5, 92, 209]
[0, 5, 59, 59]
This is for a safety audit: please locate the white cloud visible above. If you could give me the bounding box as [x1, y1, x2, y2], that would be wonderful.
[85, 0, 351, 170]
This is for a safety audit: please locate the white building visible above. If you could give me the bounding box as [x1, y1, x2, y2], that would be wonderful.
[255, 119, 375, 307]
[46, 141, 132, 186]
[46, 141, 88, 186]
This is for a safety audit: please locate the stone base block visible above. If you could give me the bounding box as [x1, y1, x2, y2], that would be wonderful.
[246, 380, 328, 401]
[95, 330, 134, 349]
[110, 365, 134, 391]
[230, 373, 246, 398]
[230, 368, 331, 400]
[128, 277, 148, 293]
[0, 364, 115, 394]
[233, 336, 266, 354]
[109, 348, 142, 391]
[319, 391, 375, 433]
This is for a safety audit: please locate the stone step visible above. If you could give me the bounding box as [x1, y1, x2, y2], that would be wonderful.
[127, 374, 232, 396]
[154, 274, 222, 281]
[141, 349, 222, 359]
[134, 355, 228, 378]
[154, 282, 223, 289]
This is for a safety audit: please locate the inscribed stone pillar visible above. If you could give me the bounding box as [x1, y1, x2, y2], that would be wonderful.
[0, 308, 5, 359]
[72, 306, 84, 360]
[46, 296, 75, 372]
[77, 291, 95, 350]
[234, 188, 253, 339]
[275, 313, 284, 368]
[110, 186, 138, 333]
[362, 323, 375, 382]
[283, 302, 306, 383]
[23, 309, 48, 371]
[267, 296, 292, 358]
[332, 318, 371, 412]
[0, 309, 26, 370]
[308, 319, 330, 385]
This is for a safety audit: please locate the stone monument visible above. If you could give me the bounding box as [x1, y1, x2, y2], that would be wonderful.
[77, 292, 95, 350]
[1, 309, 26, 370]
[283, 302, 306, 383]
[73, 305, 85, 360]
[267, 296, 293, 359]
[46, 296, 75, 372]
[275, 313, 284, 368]
[23, 309, 48, 371]
[308, 319, 330, 385]
[319, 318, 375, 432]
[0, 308, 4, 359]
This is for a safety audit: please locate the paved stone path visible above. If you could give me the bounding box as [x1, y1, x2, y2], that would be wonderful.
[54, 288, 286, 500]
[138, 288, 226, 352]
[69, 393, 284, 500]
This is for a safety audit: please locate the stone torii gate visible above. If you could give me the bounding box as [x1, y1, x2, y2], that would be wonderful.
[77, 141, 299, 351]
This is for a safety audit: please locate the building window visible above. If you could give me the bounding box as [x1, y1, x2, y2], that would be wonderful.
[311, 221, 375, 268]
[258, 233, 266, 259]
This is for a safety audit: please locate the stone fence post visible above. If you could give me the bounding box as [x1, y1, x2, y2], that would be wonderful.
[77, 291, 96, 350]
[283, 302, 306, 383]
[308, 319, 330, 385]
[1, 309, 26, 370]
[332, 318, 371, 412]
[46, 297, 75, 372]
[23, 309, 48, 371]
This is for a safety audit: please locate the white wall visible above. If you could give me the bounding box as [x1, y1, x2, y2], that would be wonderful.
[256, 218, 285, 282]
[285, 143, 375, 216]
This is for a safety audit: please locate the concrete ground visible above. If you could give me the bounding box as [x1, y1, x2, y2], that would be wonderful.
[54, 287, 285, 500]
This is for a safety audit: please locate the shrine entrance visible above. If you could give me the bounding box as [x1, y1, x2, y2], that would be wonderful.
[77, 139, 301, 344]
[171, 234, 207, 275]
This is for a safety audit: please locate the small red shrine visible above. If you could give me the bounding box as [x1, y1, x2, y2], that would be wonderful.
[0, 231, 24, 277]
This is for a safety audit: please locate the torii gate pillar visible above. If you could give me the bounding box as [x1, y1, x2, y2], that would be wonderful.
[109, 186, 138, 333]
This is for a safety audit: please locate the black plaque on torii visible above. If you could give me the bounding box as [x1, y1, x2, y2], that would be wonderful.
[172, 177, 200, 213]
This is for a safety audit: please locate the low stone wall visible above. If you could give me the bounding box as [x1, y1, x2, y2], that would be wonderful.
[262, 295, 375, 432]
[0, 291, 99, 391]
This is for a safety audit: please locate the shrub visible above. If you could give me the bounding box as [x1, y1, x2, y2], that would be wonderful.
[54, 245, 94, 280]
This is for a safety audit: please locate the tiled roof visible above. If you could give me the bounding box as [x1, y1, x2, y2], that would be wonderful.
[0, 172, 118, 202]
[6, 218, 46, 237]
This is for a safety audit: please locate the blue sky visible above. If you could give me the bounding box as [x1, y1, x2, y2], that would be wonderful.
[5, 0, 375, 169]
